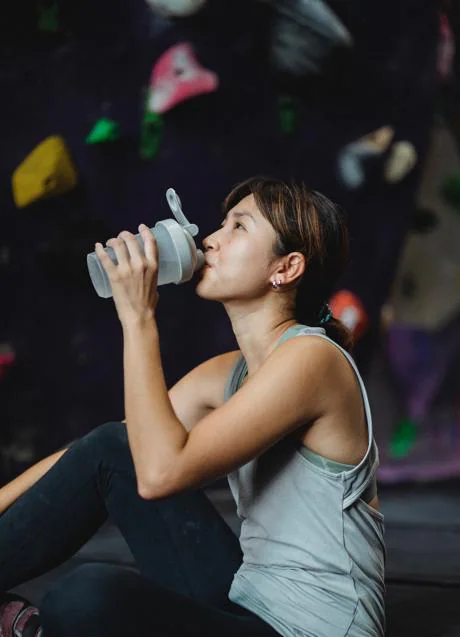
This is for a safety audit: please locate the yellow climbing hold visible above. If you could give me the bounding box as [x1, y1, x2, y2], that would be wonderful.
[12, 136, 78, 208]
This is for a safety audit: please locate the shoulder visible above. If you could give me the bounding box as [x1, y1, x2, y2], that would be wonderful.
[275, 334, 346, 374]
[211, 337, 344, 407]
[206, 336, 352, 410]
[271, 334, 359, 406]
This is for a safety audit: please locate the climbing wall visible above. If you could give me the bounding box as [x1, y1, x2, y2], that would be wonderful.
[371, 120, 460, 483]
[0, 0, 440, 479]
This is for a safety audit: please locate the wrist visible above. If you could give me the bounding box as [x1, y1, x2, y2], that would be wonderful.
[121, 312, 158, 335]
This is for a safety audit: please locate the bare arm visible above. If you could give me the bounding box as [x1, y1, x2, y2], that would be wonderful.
[0, 346, 235, 516]
[0, 447, 68, 516]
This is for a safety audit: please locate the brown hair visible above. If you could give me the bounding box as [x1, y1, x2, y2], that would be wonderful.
[223, 176, 353, 352]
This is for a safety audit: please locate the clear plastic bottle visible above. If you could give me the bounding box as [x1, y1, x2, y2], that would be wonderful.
[87, 188, 205, 298]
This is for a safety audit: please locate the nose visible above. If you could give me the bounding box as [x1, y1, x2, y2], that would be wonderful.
[202, 229, 218, 252]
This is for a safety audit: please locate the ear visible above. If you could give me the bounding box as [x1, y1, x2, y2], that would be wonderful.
[275, 252, 306, 286]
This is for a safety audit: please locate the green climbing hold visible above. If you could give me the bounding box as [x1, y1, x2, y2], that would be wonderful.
[140, 111, 163, 160]
[278, 95, 299, 135]
[389, 418, 418, 459]
[37, 0, 59, 32]
[440, 173, 460, 211]
[86, 118, 121, 144]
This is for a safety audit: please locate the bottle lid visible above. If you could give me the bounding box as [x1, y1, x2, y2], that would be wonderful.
[155, 188, 204, 284]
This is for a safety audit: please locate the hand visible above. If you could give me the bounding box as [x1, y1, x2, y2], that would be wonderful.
[95, 224, 160, 326]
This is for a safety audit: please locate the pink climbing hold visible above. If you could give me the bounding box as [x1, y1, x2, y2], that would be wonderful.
[147, 42, 218, 114]
[0, 345, 15, 381]
[438, 13, 455, 81]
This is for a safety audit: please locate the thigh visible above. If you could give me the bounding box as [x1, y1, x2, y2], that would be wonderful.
[40, 563, 280, 637]
[80, 422, 244, 605]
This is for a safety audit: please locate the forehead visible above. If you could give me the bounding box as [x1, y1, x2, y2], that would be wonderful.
[226, 193, 277, 244]
[231, 193, 259, 215]
[235, 193, 256, 207]
[225, 194, 264, 224]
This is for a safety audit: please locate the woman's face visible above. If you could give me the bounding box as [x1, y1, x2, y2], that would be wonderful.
[196, 194, 279, 302]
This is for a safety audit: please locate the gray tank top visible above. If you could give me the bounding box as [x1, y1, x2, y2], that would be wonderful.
[224, 324, 385, 637]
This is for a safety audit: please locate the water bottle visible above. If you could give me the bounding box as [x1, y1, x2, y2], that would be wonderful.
[87, 188, 205, 298]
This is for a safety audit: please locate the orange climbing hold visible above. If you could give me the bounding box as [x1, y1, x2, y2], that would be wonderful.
[329, 290, 369, 341]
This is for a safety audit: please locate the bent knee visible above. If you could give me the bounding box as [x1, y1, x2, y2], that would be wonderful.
[64, 421, 136, 487]
[77, 421, 130, 458]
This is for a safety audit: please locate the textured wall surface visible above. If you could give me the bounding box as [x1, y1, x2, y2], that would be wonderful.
[0, 0, 437, 470]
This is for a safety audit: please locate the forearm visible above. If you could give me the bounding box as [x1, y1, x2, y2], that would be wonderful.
[122, 317, 188, 491]
[0, 447, 68, 515]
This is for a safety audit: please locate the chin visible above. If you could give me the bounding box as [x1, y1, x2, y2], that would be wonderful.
[195, 282, 217, 300]
[195, 275, 212, 298]
[195, 275, 226, 302]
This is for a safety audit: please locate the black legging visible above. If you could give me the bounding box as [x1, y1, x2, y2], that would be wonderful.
[0, 421, 281, 637]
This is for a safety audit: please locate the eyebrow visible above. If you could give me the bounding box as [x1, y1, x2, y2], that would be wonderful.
[222, 211, 257, 225]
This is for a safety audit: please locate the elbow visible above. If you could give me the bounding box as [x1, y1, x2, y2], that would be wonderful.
[137, 472, 174, 500]
[137, 480, 158, 500]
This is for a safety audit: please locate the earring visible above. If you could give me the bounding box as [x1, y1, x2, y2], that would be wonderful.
[272, 279, 281, 289]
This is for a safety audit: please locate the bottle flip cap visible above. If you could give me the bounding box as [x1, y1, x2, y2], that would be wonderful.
[157, 187, 205, 282]
[166, 188, 198, 237]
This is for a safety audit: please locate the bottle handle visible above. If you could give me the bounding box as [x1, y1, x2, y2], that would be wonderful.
[166, 188, 198, 237]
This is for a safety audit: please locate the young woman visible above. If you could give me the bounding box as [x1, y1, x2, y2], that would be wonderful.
[0, 177, 385, 637]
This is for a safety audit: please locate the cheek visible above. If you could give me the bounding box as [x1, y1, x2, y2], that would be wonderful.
[227, 251, 261, 280]
[228, 253, 269, 290]
[208, 239, 270, 283]
[231, 241, 264, 265]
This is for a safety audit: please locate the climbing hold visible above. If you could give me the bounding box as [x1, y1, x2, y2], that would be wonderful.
[338, 126, 394, 189]
[440, 172, 460, 211]
[0, 344, 15, 382]
[147, 42, 218, 114]
[37, 0, 59, 32]
[384, 141, 417, 183]
[85, 118, 121, 144]
[12, 136, 78, 208]
[271, 0, 353, 77]
[278, 95, 299, 134]
[145, 0, 207, 17]
[389, 417, 418, 459]
[437, 13, 455, 82]
[140, 111, 163, 159]
[328, 289, 369, 341]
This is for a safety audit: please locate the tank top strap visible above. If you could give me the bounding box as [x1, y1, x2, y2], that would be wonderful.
[224, 353, 247, 403]
[224, 325, 324, 403]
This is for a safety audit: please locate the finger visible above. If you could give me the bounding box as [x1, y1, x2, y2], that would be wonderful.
[139, 224, 158, 265]
[106, 237, 130, 267]
[118, 231, 144, 266]
[95, 242, 118, 277]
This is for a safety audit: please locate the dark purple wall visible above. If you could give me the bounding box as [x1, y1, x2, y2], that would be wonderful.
[0, 0, 438, 471]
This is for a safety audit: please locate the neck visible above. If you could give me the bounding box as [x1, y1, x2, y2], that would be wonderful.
[225, 306, 298, 377]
